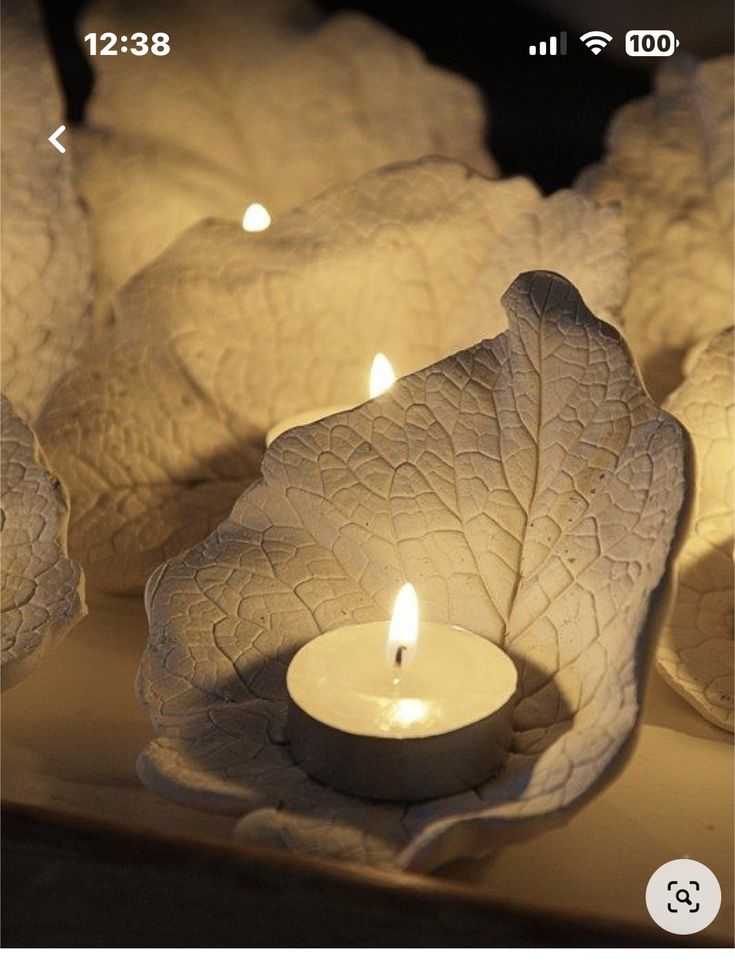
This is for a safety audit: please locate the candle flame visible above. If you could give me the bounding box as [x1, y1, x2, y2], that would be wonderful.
[242, 203, 271, 232]
[369, 353, 396, 399]
[386, 582, 418, 668]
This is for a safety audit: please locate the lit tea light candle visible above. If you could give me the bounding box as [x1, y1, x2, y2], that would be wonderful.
[286, 584, 518, 801]
[242, 202, 271, 232]
[265, 353, 396, 446]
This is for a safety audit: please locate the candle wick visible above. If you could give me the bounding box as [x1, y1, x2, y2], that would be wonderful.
[394, 645, 406, 669]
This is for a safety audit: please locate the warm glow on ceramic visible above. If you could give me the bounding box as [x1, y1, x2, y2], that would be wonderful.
[369, 353, 396, 398]
[242, 202, 271, 232]
[386, 583, 419, 667]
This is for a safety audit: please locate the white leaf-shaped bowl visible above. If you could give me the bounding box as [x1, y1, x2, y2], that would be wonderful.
[577, 55, 733, 401]
[658, 327, 734, 730]
[138, 271, 688, 870]
[1, 0, 92, 422]
[1, 396, 86, 689]
[77, 0, 496, 322]
[38, 157, 628, 593]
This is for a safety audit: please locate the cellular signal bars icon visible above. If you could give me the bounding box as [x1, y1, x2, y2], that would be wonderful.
[528, 31, 567, 55]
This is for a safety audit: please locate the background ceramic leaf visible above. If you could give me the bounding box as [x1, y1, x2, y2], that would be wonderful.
[658, 328, 733, 731]
[1, 396, 86, 690]
[76, 0, 496, 323]
[38, 158, 628, 593]
[138, 270, 686, 870]
[0, 0, 93, 422]
[577, 55, 734, 402]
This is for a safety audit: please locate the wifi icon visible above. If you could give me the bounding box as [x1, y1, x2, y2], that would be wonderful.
[580, 31, 613, 55]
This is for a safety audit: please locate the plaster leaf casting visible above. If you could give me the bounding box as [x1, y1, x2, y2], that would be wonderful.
[658, 328, 734, 731]
[1, 396, 86, 690]
[577, 55, 734, 402]
[77, 0, 496, 322]
[138, 270, 686, 871]
[0, 0, 92, 423]
[38, 158, 628, 594]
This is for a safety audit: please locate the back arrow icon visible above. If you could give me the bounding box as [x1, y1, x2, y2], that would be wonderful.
[48, 125, 66, 154]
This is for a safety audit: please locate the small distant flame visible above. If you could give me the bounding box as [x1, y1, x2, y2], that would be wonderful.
[369, 353, 396, 399]
[242, 203, 271, 232]
[386, 583, 419, 669]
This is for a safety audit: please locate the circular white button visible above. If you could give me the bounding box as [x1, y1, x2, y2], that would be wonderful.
[646, 859, 721, 935]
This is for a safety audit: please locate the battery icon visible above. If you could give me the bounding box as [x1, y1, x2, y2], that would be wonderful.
[625, 30, 680, 56]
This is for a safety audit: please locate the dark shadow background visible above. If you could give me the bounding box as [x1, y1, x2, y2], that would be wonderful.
[40, 0, 733, 192]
